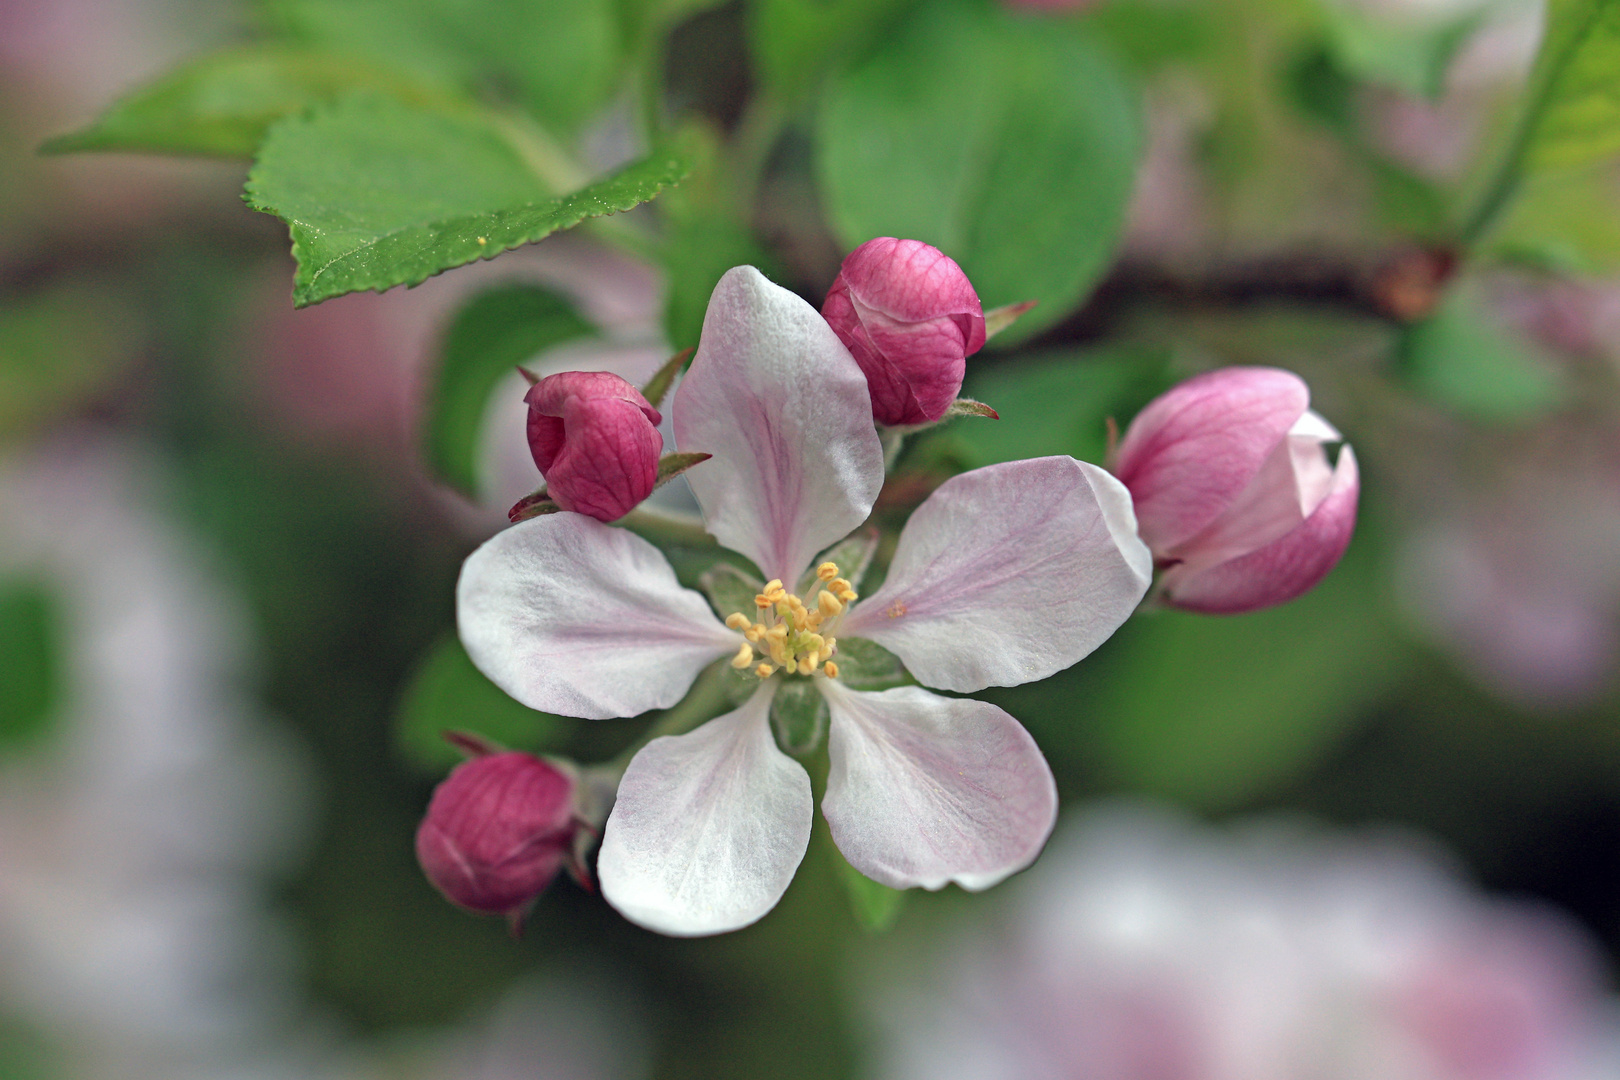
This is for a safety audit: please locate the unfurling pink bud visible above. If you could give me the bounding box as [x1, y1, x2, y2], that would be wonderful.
[416, 751, 580, 922]
[525, 371, 663, 522]
[822, 237, 987, 427]
[1113, 367, 1359, 614]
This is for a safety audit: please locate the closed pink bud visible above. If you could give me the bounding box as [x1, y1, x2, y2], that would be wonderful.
[1113, 366, 1359, 614]
[526, 371, 662, 522]
[822, 237, 987, 426]
[415, 751, 579, 919]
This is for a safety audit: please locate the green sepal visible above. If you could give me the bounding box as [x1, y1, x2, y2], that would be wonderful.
[769, 677, 829, 756]
[832, 638, 911, 691]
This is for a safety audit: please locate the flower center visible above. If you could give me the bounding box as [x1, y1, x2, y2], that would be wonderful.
[724, 561, 859, 679]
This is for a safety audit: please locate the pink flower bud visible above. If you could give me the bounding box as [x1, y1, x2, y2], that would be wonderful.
[525, 371, 663, 522]
[821, 237, 987, 427]
[1113, 367, 1359, 614]
[415, 751, 579, 920]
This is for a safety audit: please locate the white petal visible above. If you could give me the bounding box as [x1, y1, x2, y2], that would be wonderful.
[673, 266, 885, 584]
[597, 683, 812, 936]
[820, 682, 1057, 891]
[457, 513, 735, 719]
[841, 457, 1152, 693]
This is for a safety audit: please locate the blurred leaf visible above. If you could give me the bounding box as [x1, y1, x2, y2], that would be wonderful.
[1399, 286, 1568, 422]
[1519, 0, 1620, 170]
[0, 284, 134, 440]
[0, 580, 63, 755]
[770, 678, 828, 754]
[1489, 160, 1620, 272]
[1320, 5, 1484, 101]
[830, 842, 906, 932]
[0, 1017, 60, 1080]
[916, 346, 1169, 469]
[659, 124, 775, 351]
[245, 93, 692, 306]
[427, 283, 593, 497]
[1087, 0, 1220, 71]
[396, 633, 563, 772]
[747, 0, 916, 103]
[819, 0, 1142, 341]
[265, 0, 624, 133]
[41, 45, 443, 158]
[1091, 537, 1411, 808]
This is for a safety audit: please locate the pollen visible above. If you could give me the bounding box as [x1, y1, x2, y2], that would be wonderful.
[726, 561, 857, 680]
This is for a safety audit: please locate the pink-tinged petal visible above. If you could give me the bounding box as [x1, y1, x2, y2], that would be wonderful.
[841, 457, 1152, 692]
[1167, 409, 1341, 571]
[1164, 446, 1360, 614]
[674, 266, 885, 584]
[457, 513, 735, 719]
[820, 682, 1057, 891]
[597, 683, 812, 936]
[1113, 367, 1309, 552]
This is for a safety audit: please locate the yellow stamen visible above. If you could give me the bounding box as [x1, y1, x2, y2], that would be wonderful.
[766, 624, 788, 641]
[763, 579, 784, 594]
[730, 642, 754, 669]
[838, 588, 858, 603]
[799, 655, 819, 674]
[823, 661, 839, 679]
[818, 591, 844, 616]
[818, 645, 834, 662]
[725, 612, 751, 631]
[817, 562, 839, 581]
[830, 578, 851, 593]
[755, 662, 776, 678]
[755, 594, 773, 609]
[744, 624, 765, 642]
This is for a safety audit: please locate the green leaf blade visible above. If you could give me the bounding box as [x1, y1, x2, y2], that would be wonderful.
[42, 45, 443, 159]
[427, 283, 594, 497]
[244, 94, 692, 306]
[818, 0, 1142, 341]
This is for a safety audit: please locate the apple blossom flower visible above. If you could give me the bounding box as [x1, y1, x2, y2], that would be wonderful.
[821, 237, 987, 427]
[1113, 366, 1360, 614]
[416, 749, 585, 923]
[523, 370, 663, 522]
[870, 804, 1620, 1080]
[457, 265, 1152, 936]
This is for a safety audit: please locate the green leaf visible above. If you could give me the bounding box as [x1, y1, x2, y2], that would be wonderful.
[1399, 286, 1568, 422]
[1521, 0, 1620, 170]
[396, 633, 564, 772]
[427, 283, 593, 497]
[265, 0, 624, 133]
[41, 45, 444, 158]
[818, 0, 1142, 341]
[769, 677, 828, 755]
[916, 346, 1169, 469]
[0, 283, 136, 441]
[0, 579, 63, 755]
[1090, 536, 1411, 808]
[245, 93, 692, 306]
[1488, 159, 1620, 273]
[1462, 0, 1620, 243]
[659, 124, 776, 351]
[747, 0, 917, 103]
[1320, 5, 1485, 101]
[830, 844, 906, 932]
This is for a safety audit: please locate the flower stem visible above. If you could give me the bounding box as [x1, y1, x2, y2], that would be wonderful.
[619, 506, 717, 548]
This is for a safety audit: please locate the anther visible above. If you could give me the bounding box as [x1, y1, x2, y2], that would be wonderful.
[754, 594, 773, 609]
[730, 643, 754, 669]
[817, 562, 839, 581]
[800, 656, 820, 674]
[725, 613, 751, 631]
[764, 579, 783, 594]
[823, 661, 839, 679]
[755, 662, 775, 679]
[744, 624, 765, 642]
[838, 589, 858, 603]
[830, 578, 851, 592]
[818, 592, 843, 616]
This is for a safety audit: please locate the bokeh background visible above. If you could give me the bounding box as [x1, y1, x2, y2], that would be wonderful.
[5, 0, 1620, 1077]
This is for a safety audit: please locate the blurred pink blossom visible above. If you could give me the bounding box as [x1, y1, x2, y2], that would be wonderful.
[872, 805, 1620, 1080]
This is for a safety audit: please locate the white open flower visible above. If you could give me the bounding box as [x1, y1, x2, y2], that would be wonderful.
[457, 266, 1152, 936]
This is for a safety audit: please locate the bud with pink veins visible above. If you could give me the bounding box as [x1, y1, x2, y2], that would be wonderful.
[1113, 366, 1360, 614]
[821, 238, 987, 427]
[525, 370, 663, 522]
